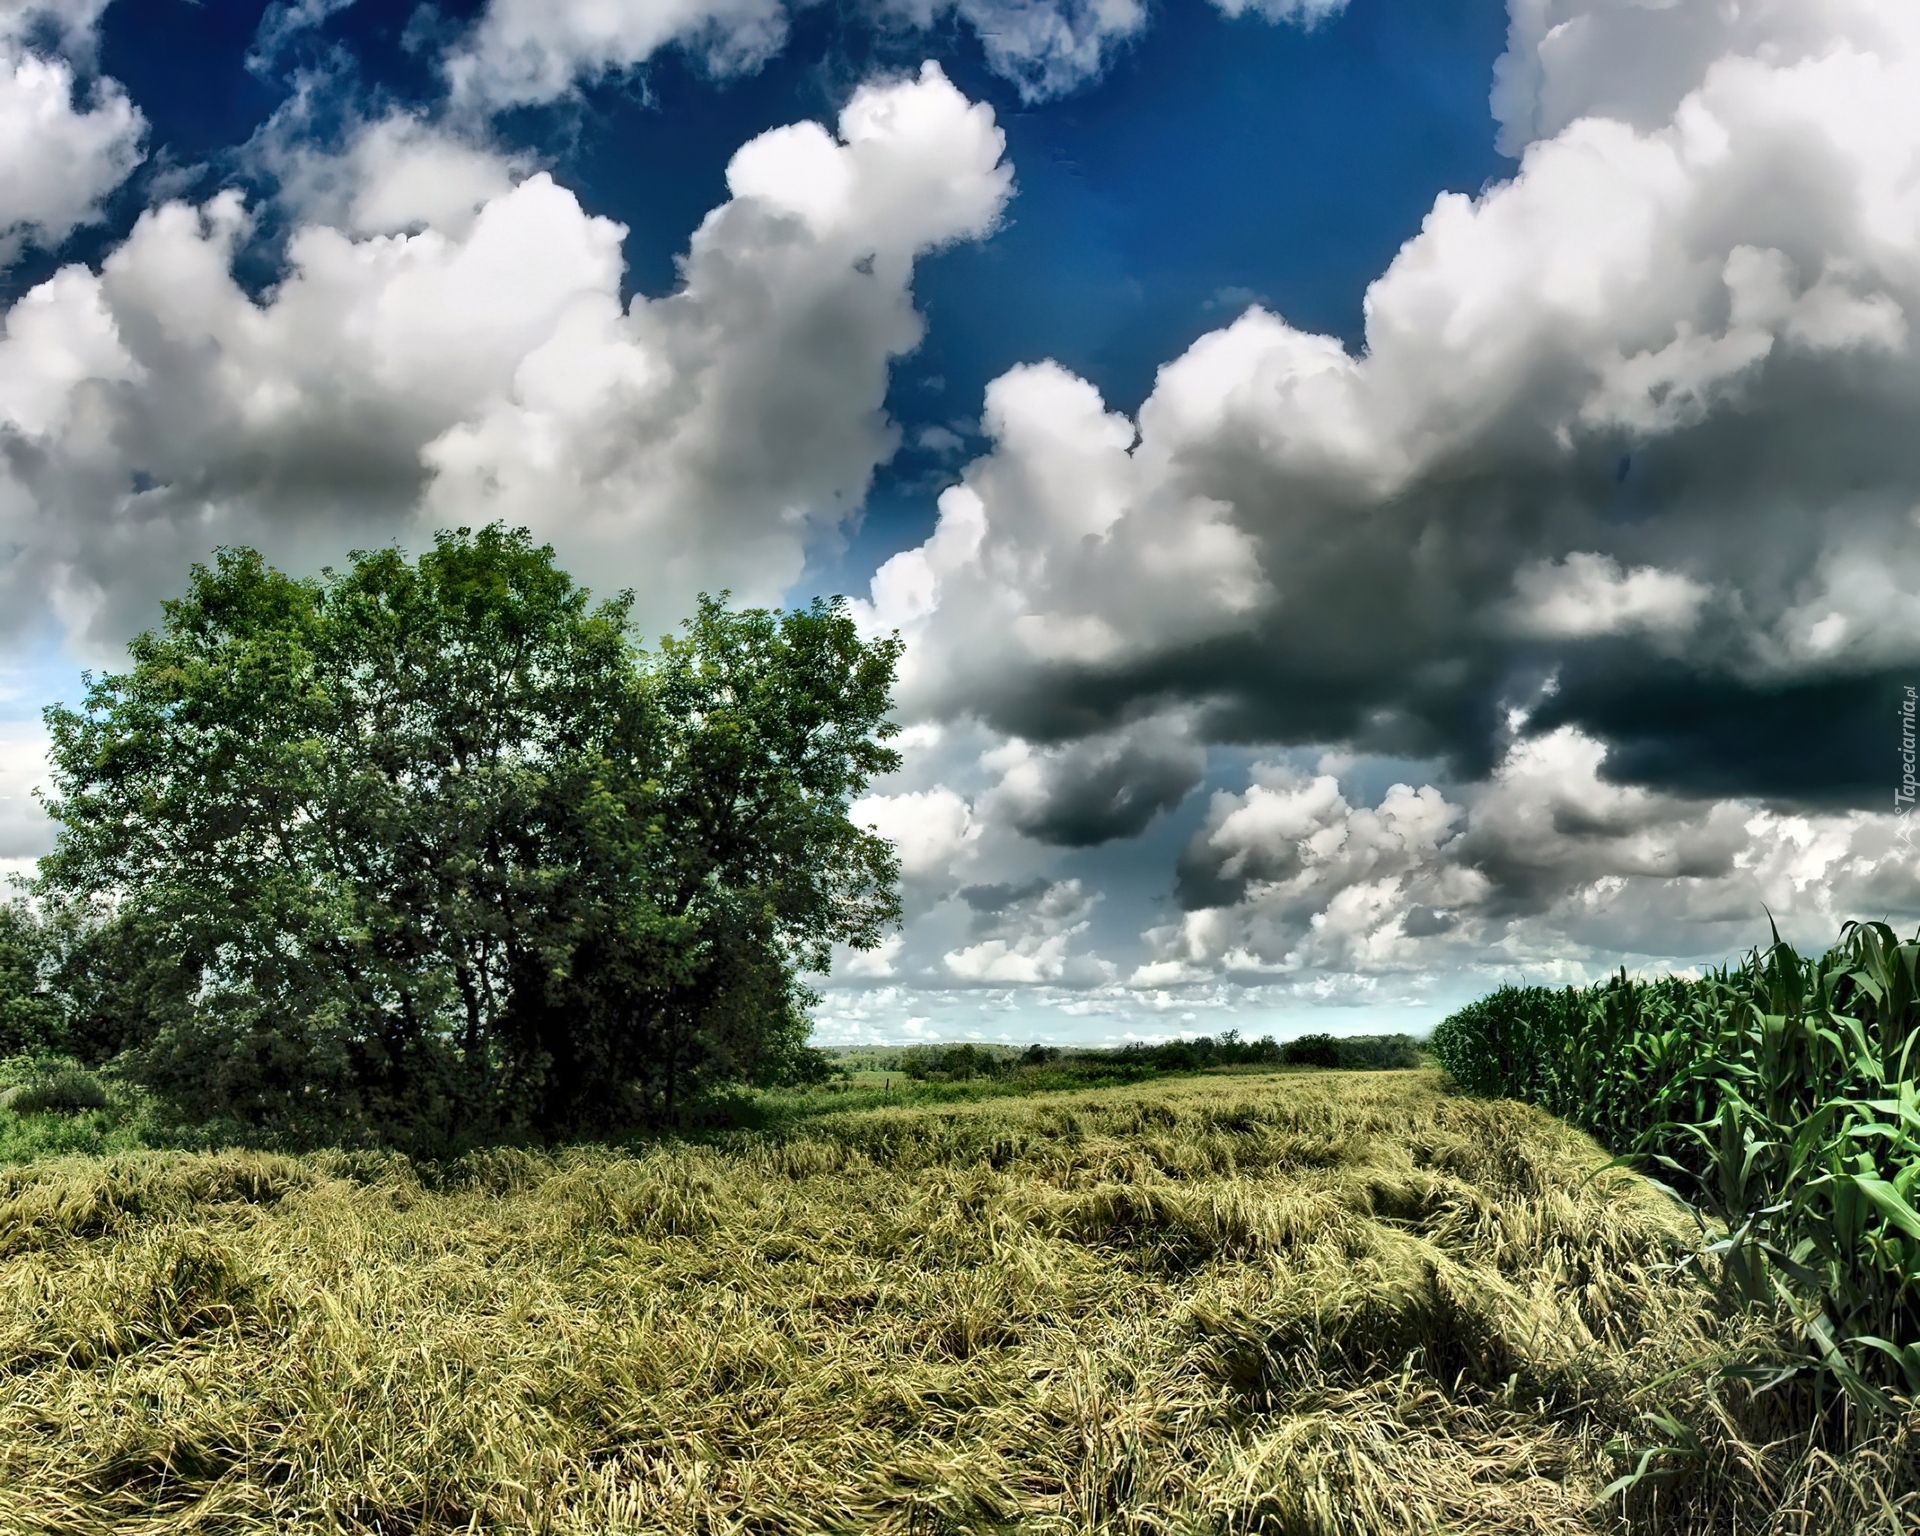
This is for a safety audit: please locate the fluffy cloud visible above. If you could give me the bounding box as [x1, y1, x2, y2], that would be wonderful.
[444, 0, 792, 109]
[820, 0, 1920, 1027]
[859, 357, 1269, 733]
[864, 0, 1920, 812]
[943, 876, 1110, 984]
[1489, 0, 1899, 153]
[260, 109, 525, 240]
[854, 784, 982, 885]
[1500, 552, 1709, 641]
[882, 0, 1147, 103]
[0, 0, 144, 263]
[446, 0, 1345, 109]
[980, 713, 1205, 845]
[1141, 727, 1920, 994]
[833, 720, 1150, 1001]
[0, 64, 1011, 649]
[1145, 765, 1484, 984]
[0, 718, 52, 866]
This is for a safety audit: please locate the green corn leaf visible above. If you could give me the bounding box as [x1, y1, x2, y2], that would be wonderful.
[1848, 1175, 1920, 1242]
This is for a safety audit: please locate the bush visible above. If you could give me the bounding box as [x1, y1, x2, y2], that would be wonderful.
[1153, 1040, 1201, 1071]
[901, 1043, 1004, 1081]
[0, 903, 64, 1058]
[1279, 1033, 1342, 1068]
[1, 1066, 110, 1116]
[1332, 1033, 1427, 1070]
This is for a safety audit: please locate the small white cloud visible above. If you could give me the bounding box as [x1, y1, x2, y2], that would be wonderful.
[915, 424, 964, 455]
[446, 0, 792, 109]
[1207, 0, 1345, 26]
[853, 787, 980, 883]
[839, 932, 905, 977]
[1503, 552, 1710, 641]
[0, 4, 145, 264]
[247, 0, 358, 75]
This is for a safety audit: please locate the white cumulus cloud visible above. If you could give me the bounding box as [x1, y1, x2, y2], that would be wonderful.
[0, 0, 144, 264]
[0, 64, 1012, 652]
[446, 0, 1346, 109]
[1502, 551, 1709, 640]
[862, 0, 1920, 800]
[445, 0, 792, 109]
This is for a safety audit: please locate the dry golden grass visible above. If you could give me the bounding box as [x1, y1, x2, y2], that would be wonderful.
[1, 1069, 1914, 1534]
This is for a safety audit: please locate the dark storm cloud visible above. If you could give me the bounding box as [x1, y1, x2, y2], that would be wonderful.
[958, 877, 1051, 912]
[1528, 666, 1909, 809]
[988, 719, 1207, 846]
[871, 204, 1920, 823]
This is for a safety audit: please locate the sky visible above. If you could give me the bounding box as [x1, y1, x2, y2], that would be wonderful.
[1, 0, 1917, 1047]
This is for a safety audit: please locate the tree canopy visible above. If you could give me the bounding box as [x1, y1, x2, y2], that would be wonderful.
[31, 526, 903, 1147]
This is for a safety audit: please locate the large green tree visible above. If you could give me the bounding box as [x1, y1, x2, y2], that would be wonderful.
[38, 527, 901, 1145]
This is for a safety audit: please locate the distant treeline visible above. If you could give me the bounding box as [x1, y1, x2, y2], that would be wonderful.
[883, 1031, 1426, 1083]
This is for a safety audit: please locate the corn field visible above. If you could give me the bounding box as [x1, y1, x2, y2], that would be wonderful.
[1431, 920, 1920, 1412]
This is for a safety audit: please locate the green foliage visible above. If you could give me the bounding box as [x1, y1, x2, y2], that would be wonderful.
[900, 1042, 1006, 1081]
[1431, 920, 1920, 1411]
[1279, 1033, 1342, 1068]
[1121, 1030, 1283, 1071]
[0, 1052, 158, 1163]
[0, 902, 63, 1057]
[1119, 1030, 1424, 1073]
[0, 1066, 109, 1115]
[1326, 1032, 1428, 1070]
[854, 1032, 1425, 1090]
[34, 527, 903, 1149]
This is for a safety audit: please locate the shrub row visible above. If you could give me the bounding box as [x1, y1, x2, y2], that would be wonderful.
[894, 1032, 1426, 1082]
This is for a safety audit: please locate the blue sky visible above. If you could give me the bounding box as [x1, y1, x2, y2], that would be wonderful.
[2, 0, 1918, 1044]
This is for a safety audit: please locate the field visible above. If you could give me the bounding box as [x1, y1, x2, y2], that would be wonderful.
[5, 1067, 1912, 1534]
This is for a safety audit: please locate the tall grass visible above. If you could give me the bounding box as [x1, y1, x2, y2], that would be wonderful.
[2, 1069, 1912, 1532]
[1432, 920, 1920, 1410]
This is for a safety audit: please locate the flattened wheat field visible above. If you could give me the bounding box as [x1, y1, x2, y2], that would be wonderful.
[2, 1069, 1913, 1534]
